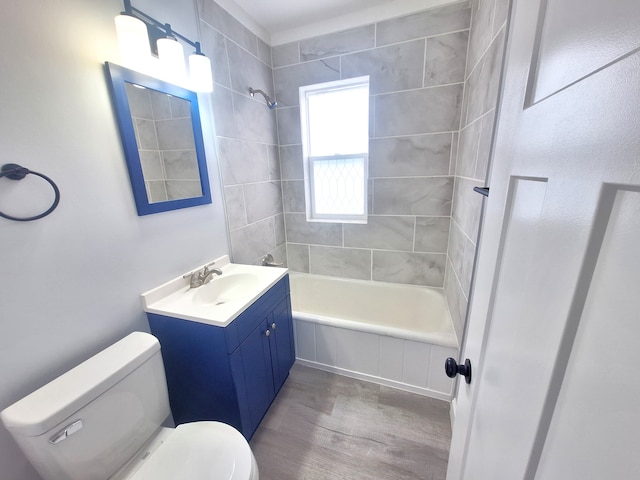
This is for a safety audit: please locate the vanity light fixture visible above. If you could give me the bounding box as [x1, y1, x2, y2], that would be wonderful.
[114, 0, 213, 92]
[157, 24, 187, 85]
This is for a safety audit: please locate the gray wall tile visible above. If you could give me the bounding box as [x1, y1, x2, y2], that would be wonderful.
[447, 219, 466, 278]
[277, 107, 301, 145]
[230, 217, 276, 264]
[197, 0, 258, 55]
[450, 131, 459, 175]
[300, 25, 375, 62]
[204, 1, 487, 293]
[461, 28, 505, 126]
[310, 246, 371, 280]
[267, 145, 281, 180]
[273, 42, 300, 67]
[199, 1, 283, 268]
[279, 144, 303, 179]
[227, 41, 274, 96]
[456, 118, 482, 178]
[445, 0, 506, 339]
[287, 243, 310, 272]
[369, 134, 451, 178]
[200, 21, 231, 88]
[475, 110, 496, 181]
[210, 86, 235, 137]
[341, 40, 425, 95]
[444, 259, 467, 340]
[257, 37, 272, 67]
[244, 181, 283, 223]
[372, 251, 446, 287]
[233, 92, 278, 144]
[285, 213, 342, 246]
[343, 216, 414, 251]
[452, 177, 483, 240]
[415, 217, 450, 253]
[274, 213, 286, 246]
[282, 180, 305, 213]
[493, 0, 511, 37]
[466, 0, 495, 74]
[460, 232, 476, 295]
[217, 138, 270, 185]
[376, 1, 471, 46]
[425, 31, 469, 87]
[224, 185, 247, 231]
[375, 85, 463, 137]
[273, 58, 340, 107]
[373, 177, 453, 216]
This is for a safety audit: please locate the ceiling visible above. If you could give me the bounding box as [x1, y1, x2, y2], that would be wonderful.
[216, 0, 454, 45]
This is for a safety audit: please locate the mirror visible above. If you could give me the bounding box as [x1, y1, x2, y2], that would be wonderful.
[105, 62, 212, 215]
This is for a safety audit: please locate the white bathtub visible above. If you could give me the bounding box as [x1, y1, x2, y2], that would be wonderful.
[290, 273, 459, 400]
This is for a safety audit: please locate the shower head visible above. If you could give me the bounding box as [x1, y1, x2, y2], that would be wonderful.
[249, 87, 277, 110]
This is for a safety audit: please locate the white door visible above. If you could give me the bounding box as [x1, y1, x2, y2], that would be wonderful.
[447, 0, 640, 479]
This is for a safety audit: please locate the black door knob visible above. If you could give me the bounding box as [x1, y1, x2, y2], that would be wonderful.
[445, 357, 472, 384]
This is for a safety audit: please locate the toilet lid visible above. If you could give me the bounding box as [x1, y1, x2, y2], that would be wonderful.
[128, 422, 254, 480]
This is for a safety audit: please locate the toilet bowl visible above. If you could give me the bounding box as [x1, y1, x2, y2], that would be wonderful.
[0, 332, 258, 480]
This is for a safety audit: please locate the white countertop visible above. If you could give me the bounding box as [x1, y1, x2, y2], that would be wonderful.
[141, 256, 288, 327]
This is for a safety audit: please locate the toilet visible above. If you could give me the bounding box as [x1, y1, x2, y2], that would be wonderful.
[0, 332, 259, 480]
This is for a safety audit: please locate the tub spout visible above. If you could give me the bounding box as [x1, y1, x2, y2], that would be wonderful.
[262, 254, 283, 267]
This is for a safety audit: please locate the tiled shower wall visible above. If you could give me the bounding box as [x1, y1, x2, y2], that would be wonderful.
[198, 0, 287, 265]
[445, 0, 510, 339]
[275, 2, 472, 288]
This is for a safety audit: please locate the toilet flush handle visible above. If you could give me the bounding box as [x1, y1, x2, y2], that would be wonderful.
[49, 419, 83, 445]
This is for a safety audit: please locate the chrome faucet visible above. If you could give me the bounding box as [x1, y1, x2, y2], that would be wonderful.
[183, 262, 223, 288]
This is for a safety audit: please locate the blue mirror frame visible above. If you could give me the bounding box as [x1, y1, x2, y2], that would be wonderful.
[105, 62, 212, 216]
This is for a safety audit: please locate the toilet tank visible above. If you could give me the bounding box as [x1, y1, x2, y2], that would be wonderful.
[0, 332, 171, 480]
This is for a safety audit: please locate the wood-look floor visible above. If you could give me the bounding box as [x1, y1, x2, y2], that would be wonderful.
[250, 364, 452, 480]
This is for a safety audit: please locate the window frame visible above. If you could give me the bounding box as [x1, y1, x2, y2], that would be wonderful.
[299, 76, 370, 224]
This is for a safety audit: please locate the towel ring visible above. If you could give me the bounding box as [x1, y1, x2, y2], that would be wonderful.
[0, 163, 61, 222]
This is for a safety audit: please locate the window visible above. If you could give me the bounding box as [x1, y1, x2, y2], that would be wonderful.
[299, 76, 369, 223]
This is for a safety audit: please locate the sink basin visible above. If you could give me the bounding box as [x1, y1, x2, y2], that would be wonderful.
[192, 273, 261, 306]
[141, 256, 288, 327]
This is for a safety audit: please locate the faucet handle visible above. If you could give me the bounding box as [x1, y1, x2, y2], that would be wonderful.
[202, 261, 216, 273]
[262, 254, 283, 267]
[183, 261, 216, 279]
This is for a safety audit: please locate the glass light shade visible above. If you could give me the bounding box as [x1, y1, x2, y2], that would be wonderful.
[189, 54, 213, 92]
[114, 14, 151, 70]
[157, 37, 187, 85]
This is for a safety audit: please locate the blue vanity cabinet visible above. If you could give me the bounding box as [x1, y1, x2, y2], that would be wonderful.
[147, 275, 294, 440]
[269, 296, 296, 393]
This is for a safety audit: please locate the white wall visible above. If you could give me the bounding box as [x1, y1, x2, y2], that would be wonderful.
[0, 1, 228, 478]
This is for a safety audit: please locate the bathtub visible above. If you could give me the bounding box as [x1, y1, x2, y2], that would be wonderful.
[289, 273, 459, 400]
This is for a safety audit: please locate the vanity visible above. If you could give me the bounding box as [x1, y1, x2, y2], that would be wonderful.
[141, 257, 294, 440]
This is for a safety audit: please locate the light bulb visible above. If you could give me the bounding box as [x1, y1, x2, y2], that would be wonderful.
[114, 14, 151, 70]
[189, 54, 213, 92]
[157, 37, 186, 85]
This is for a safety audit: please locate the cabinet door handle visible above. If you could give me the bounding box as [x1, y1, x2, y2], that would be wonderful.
[265, 329, 271, 337]
[271, 323, 277, 330]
